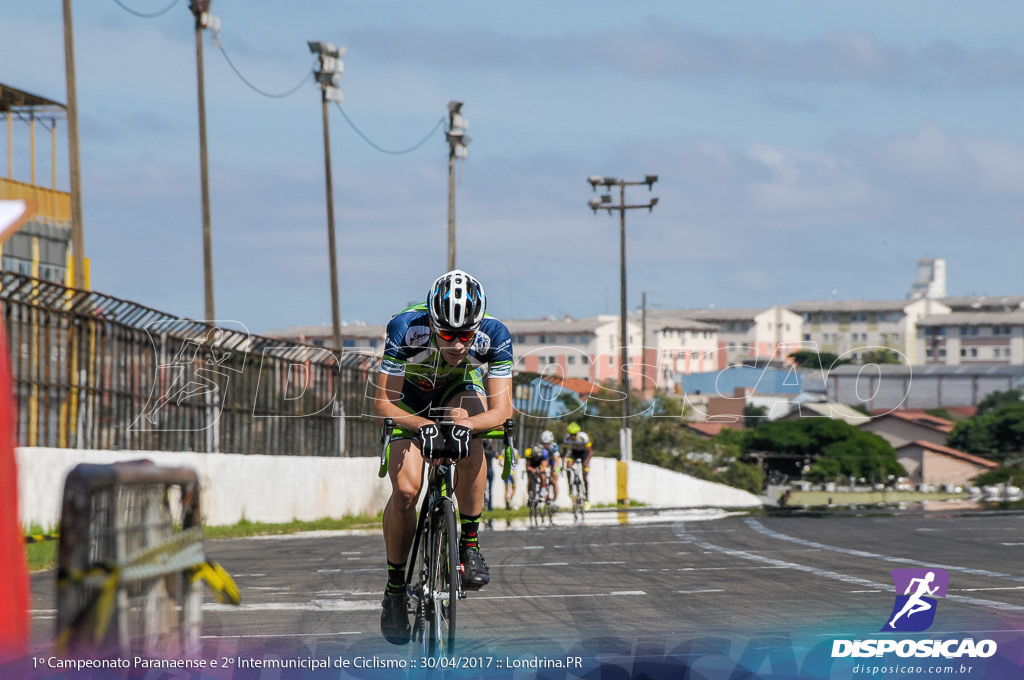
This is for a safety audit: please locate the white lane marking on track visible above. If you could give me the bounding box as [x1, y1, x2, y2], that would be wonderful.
[475, 591, 645, 600]
[677, 566, 789, 571]
[491, 562, 569, 568]
[674, 589, 725, 594]
[202, 631, 362, 639]
[206, 599, 379, 612]
[674, 522, 1024, 614]
[745, 518, 1024, 583]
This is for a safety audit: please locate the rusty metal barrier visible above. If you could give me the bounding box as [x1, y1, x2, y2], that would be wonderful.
[0, 271, 378, 456]
[56, 459, 238, 657]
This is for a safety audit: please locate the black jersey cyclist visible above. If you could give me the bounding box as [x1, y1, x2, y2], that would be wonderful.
[374, 269, 514, 645]
[562, 422, 594, 508]
[524, 430, 559, 502]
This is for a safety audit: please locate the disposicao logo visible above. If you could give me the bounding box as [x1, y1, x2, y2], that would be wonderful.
[831, 567, 998, 659]
[882, 568, 948, 632]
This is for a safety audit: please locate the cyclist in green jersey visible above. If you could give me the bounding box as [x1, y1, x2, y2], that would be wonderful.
[374, 270, 514, 645]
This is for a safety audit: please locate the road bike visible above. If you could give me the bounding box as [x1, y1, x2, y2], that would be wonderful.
[526, 467, 554, 526]
[565, 463, 586, 522]
[379, 412, 516, 658]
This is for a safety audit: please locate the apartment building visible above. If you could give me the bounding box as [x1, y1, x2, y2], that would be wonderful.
[267, 323, 387, 352]
[654, 306, 803, 368]
[916, 312, 1024, 365]
[505, 315, 642, 383]
[642, 312, 720, 394]
[787, 298, 950, 364]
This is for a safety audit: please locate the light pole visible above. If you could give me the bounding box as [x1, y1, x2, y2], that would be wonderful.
[189, 1, 220, 321]
[446, 101, 469, 271]
[61, 0, 86, 289]
[308, 41, 346, 353]
[587, 174, 658, 461]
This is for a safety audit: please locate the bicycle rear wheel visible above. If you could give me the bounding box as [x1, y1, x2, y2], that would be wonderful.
[570, 470, 585, 522]
[427, 499, 459, 657]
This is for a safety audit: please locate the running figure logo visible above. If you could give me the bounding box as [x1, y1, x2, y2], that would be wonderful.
[881, 568, 949, 632]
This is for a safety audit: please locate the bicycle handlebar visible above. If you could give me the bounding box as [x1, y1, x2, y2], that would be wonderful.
[378, 418, 518, 481]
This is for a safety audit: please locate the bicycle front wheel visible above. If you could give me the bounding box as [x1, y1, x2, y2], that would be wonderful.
[427, 499, 459, 657]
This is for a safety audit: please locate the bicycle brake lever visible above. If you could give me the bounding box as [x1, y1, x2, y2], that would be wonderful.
[378, 418, 395, 478]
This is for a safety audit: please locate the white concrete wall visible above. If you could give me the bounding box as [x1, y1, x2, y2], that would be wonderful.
[625, 460, 762, 508]
[16, 448, 761, 529]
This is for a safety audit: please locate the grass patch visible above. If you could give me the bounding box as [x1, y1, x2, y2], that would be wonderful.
[788, 490, 968, 507]
[202, 514, 381, 539]
[26, 540, 58, 572]
[23, 515, 383, 572]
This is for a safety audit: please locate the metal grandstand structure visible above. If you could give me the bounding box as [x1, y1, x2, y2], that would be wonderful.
[0, 270, 378, 456]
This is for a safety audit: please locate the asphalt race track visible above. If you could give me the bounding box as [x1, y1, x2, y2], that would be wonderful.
[27, 507, 1024, 678]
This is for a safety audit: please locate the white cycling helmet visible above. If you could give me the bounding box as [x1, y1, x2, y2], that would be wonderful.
[427, 269, 486, 331]
[540, 430, 554, 445]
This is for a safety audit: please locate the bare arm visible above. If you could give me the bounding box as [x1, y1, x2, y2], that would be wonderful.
[455, 376, 513, 434]
[373, 371, 433, 432]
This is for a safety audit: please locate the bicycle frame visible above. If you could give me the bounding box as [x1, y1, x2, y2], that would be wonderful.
[378, 416, 516, 657]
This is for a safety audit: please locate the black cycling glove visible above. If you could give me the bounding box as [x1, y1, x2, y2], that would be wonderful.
[418, 423, 444, 458]
[447, 424, 473, 460]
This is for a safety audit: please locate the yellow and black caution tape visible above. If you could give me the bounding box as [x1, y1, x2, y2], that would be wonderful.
[24, 532, 60, 543]
[56, 526, 240, 649]
[190, 560, 240, 605]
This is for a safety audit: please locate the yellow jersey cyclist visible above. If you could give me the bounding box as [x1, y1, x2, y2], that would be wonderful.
[562, 422, 594, 509]
[374, 269, 514, 645]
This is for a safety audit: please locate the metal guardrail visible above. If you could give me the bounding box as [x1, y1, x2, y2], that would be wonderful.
[0, 271, 378, 456]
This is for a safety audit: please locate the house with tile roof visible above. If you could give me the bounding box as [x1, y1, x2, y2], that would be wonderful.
[894, 440, 998, 486]
[860, 410, 955, 449]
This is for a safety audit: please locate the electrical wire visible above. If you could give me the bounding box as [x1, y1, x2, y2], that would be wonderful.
[214, 36, 314, 99]
[110, 0, 180, 19]
[109, 0, 446, 154]
[334, 102, 445, 155]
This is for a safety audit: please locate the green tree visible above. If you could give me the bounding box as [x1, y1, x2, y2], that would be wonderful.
[788, 350, 851, 370]
[859, 348, 901, 365]
[717, 460, 765, 495]
[741, 418, 903, 484]
[947, 394, 1024, 464]
[558, 383, 762, 493]
[744, 403, 768, 429]
[925, 407, 957, 422]
[976, 389, 1023, 416]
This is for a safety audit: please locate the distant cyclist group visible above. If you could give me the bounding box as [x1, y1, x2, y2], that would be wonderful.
[372, 268, 597, 647]
[523, 423, 594, 513]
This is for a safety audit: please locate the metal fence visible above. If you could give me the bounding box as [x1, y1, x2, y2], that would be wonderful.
[0, 271, 379, 456]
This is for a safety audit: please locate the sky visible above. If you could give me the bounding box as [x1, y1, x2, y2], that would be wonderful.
[3, 1, 1024, 335]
